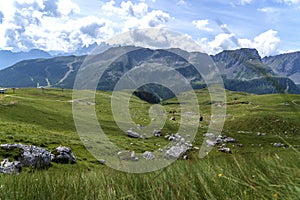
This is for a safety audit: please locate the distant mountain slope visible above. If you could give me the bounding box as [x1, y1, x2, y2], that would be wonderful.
[263, 51, 300, 84]
[0, 47, 299, 98]
[0, 55, 84, 88]
[0, 49, 52, 70]
[212, 48, 276, 80]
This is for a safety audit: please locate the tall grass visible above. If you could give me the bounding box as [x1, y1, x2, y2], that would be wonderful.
[1, 151, 299, 200]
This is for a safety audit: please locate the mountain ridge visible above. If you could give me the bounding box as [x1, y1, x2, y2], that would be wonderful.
[0, 47, 299, 98]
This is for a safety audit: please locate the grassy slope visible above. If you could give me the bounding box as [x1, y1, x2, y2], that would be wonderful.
[0, 88, 299, 199]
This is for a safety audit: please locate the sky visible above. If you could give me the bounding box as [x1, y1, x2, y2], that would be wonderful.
[0, 0, 299, 57]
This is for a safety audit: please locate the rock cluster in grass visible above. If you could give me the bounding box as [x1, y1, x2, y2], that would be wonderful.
[164, 133, 193, 159]
[0, 144, 76, 175]
[204, 134, 237, 154]
[116, 131, 194, 161]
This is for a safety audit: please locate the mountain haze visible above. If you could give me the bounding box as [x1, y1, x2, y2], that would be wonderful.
[0, 49, 52, 70]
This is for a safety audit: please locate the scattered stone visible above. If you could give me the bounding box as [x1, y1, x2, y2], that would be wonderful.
[183, 155, 188, 160]
[174, 133, 182, 139]
[170, 117, 176, 121]
[193, 147, 200, 150]
[237, 143, 243, 147]
[52, 146, 76, 164]
[218, 147, 232, 154]
[137, 124, 143, 130]
[215, 135, 236, 144]
[153, 129, 162, 137]
[99, 159, 106, 165]
[223, 137, 236, 143]
[117, 151, 138, 161]
[257, 132, 266, 136]
[142, 151, 155, 160]
[206, 139, 217, 147]
[0, 159, 21, 174]
[204, 133, 216, 139]
[126, 130, 140, 138]
[273, 143, 284, 147]
[168, 136, 176, 141]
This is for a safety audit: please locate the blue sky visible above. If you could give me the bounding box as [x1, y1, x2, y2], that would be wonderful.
[0, 0, 299, 57]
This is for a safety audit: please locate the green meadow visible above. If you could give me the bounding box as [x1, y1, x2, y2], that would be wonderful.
[0, 88, 299, 199]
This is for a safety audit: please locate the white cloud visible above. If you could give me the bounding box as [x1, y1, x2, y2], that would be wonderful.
[248, 29, 280, 57]
[107, 28, 204, 52]
[192, 19, 213, 32]
[257, 7, 278, 13]
[196, 29, 280, 57]
[238, 0, 253, 5]
[0, 0, 114, 52]
[57, 0, 80, 16]
[0, 0, 172, 52]
[238, 30, 280, 57]
[197, 33, 237, 55]
[275, 0, 300, 5]
[177, 0, 187, 6]
[101, 0, 171, 32]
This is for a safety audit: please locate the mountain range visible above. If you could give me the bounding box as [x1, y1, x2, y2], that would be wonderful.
[0, 49, 52, 70]
[0, 46, 299, 100]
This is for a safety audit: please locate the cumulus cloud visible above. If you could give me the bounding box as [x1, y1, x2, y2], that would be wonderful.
[192, 20, 213, 32]
[238, 29, 280, 57]
[196, 29, 280, 57]
[0, 0, 113, 52]
[0, 0, 172, 52]
[197, 33, 236, 55]
[102, 0, 171, 31]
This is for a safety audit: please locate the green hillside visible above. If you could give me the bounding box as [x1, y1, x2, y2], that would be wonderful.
[0, 88, 299, 199]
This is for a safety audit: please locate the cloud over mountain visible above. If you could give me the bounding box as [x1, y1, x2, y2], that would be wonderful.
[0, 0, 171, 53]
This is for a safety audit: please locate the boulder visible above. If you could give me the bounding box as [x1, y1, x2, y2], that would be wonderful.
[142, 151, 155, 160]
[52, 146, 76, 164]
[165, 142, 190, 159]
[1, 144, 52, 169]
[0, 159, 21, 174]
[126, 130, 140, 138]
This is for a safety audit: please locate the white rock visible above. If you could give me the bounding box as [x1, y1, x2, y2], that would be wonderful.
[142, 151, 155, 160]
